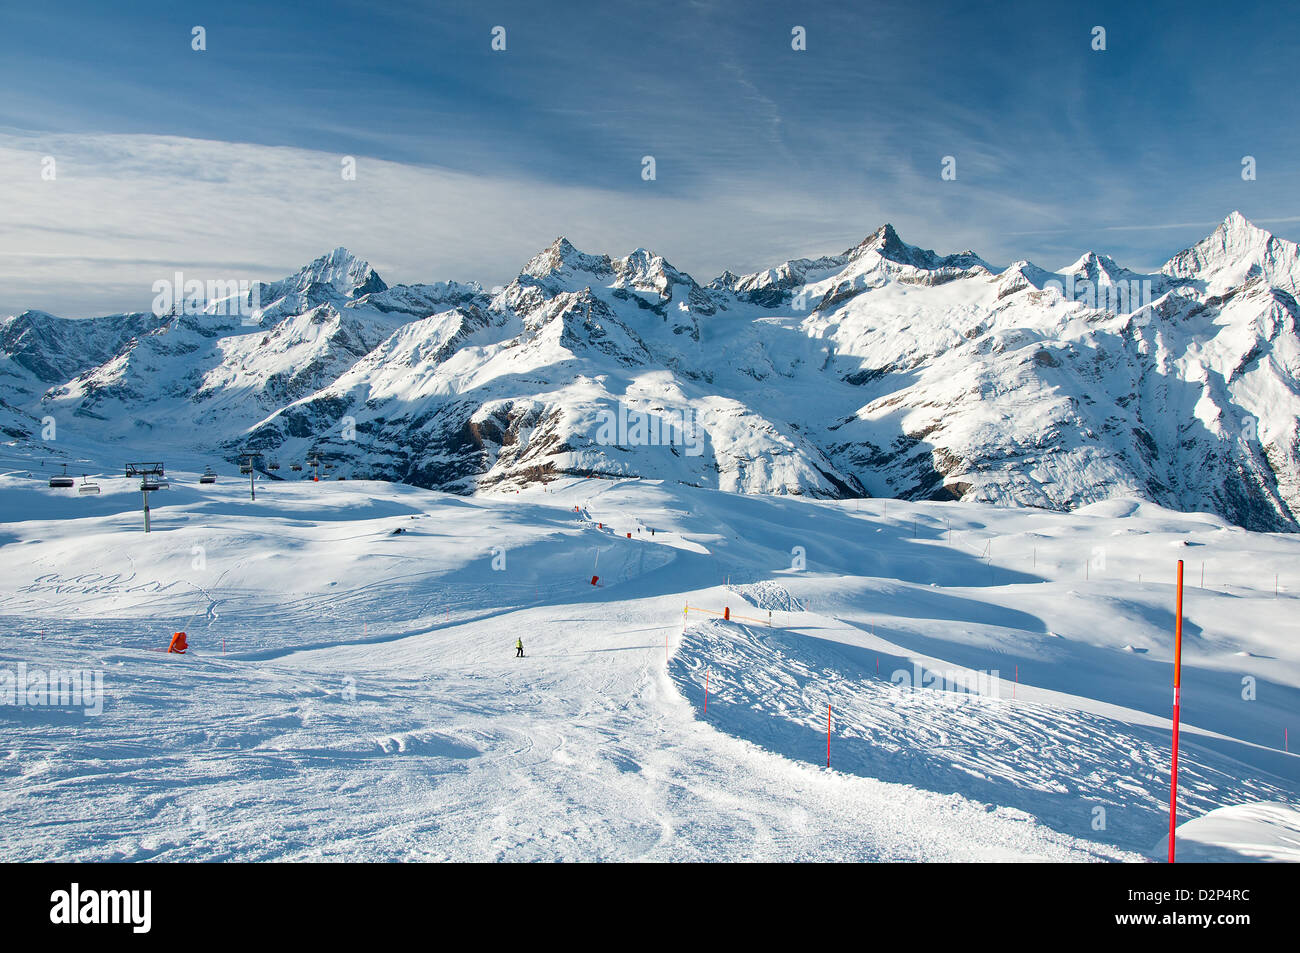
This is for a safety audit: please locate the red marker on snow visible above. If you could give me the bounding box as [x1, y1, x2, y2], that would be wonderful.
[1170, 556, 1190, 863]
[1169, 560, 1185, 863]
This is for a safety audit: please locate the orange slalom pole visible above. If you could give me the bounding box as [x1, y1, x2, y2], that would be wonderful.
[1169, 559, 1185, 863]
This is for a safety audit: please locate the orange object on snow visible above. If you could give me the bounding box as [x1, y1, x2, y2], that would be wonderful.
[167, 631, 188, 654]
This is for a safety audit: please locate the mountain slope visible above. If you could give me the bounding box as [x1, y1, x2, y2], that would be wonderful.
[4, 213, 1299, 530]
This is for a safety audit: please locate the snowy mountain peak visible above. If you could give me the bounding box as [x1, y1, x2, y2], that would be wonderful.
[613, 246, 695, 293]
[312, 245, 387, 293]
[621, 246, 658, 268]
[1162, 211, 1300, 294]
[523, 237, 614, 280]
[845, 223, 989, 273]
[1222, 209, 1261, 237]
[244, 247, 389, 321]
[1063, 251, 1127, 283]
[845, 223, 906, 261]
[1198, 211, 1274, 257]
[295, 247, 388, 298]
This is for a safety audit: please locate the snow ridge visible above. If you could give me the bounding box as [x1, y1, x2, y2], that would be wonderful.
[3, 212, 1300, 531]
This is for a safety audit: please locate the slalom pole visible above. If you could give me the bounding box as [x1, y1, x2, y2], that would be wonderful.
[1169, 559, 1185, 863]
[826, 703, 831, 768]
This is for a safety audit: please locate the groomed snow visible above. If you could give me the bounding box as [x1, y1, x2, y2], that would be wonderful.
[1155, 801, 1300, 862]
[0, 470, 1295, 861]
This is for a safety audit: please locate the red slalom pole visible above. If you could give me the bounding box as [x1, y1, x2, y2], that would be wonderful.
[1169, 559, 1185, 863]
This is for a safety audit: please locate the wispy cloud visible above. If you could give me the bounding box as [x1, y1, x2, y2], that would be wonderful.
[2, 1, 1298, 313]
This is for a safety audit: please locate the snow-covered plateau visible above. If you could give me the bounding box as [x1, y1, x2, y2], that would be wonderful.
[0, 472, 1295, 861]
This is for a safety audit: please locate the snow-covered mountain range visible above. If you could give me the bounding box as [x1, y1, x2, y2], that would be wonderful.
[4, 211, 1299, 531]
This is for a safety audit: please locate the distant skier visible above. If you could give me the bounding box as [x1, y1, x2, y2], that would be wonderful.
[515, 638, 524, 658]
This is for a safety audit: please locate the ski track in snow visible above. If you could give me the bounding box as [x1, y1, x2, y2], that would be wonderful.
[0, 474, 1296, 861]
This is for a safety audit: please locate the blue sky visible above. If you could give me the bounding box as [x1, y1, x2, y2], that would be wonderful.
[1, 0, 1297, 316]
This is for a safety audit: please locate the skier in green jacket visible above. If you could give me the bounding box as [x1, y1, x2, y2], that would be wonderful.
[515, 637, 524, 658]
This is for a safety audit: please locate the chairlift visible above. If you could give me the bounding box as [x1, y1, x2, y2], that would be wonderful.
[239, 462, 253, 475]
[200, 467, 217, 485]
[290, 462, 303, 472]
[48, 464, 75, 489]
[268, 460, 281, 471]
[78, 474, 101, 496]
[142, 478, 162, 492]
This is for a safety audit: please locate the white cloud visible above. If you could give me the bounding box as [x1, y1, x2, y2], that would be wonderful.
[0, 131, 703, 315]
[0, 130, 1055, 317]
[5, 130, 1289, 318]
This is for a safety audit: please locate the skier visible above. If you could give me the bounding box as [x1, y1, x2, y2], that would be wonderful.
[515, 637, 524, 658]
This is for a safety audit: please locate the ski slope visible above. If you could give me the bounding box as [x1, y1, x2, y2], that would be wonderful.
[0, 469, 1296, 861]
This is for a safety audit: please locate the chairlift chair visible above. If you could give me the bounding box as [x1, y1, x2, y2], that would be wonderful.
[48, 464, 75, 489]
[290, 463, 303, 472]
[268, 460, 281, 471]
[78, 474, 101, 495]
[239, 463, 253, 475]
[200, 467, 217, 485]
